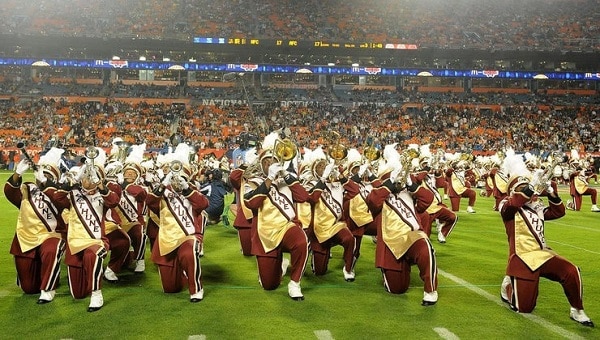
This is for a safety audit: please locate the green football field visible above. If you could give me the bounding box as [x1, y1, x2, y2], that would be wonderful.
[0, 171, 598, 339]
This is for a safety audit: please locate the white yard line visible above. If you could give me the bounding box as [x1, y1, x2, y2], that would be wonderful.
[314, 330, 335, 340]
[438, 269, 584, 340]
[433, 327, 460, 340]
[188, 335, 207, 340]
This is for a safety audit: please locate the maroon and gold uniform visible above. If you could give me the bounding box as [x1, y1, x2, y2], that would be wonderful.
[64, 184, 120, 307]
[244, 170, 311, 299]
[367, 177, 438, 305]
[568, 169, 598, 211]
[4, 176, 69, 299]
[147, 184, 209, 300]
[229, 166, 253, 256]
[499, 180, 593, 326]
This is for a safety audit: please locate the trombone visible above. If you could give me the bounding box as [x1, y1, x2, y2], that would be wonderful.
[16, 142, 38, 171]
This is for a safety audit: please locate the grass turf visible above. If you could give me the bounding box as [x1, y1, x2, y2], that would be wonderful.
[0, 171, 598, 339]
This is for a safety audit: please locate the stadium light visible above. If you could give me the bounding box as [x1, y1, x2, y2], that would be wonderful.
[112, 56, 120, 60]
[139, 56, 146, 61]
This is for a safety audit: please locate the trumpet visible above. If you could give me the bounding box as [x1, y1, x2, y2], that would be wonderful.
[16, 142, 38, 171]
[82, 146, 100, 185]
[169, 160, 185, 191]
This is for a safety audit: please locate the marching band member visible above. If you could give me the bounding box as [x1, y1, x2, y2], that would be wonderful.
[144, 153, 171, 250]
[228, 147, 258, 256]
[115, 144, 148, 273]
[63, 148, 120, 312]
[342, 148, 379, 277]
[243, 132, 311, 300]
[367, 144, 439, 306]
[445, 155, 477, 213]
[304, 147, 356, 282]
[567, 150, 600, 211]
[499, 153, 594, 327]
[4, 148, 69, 304]
[413, 149, 458, 244]
[100, 154, 129, 283]
[147, 143, 209, 302]
[490, 152, 509, 211]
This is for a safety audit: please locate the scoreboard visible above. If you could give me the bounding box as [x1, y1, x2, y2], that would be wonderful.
[192, 37, 417, 50]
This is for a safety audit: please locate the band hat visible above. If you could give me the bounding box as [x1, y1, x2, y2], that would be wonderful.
[377, 143, 400, 178]
[38, 147, 64, 181]
[345, 148, 362, 172]
[259, 131, 281, 162]
[502, 152, 531, 193]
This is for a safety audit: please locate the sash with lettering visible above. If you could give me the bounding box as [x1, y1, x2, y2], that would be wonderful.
[495, 171, 509, 194]
[158, 188, 197, 256]
[381, 191, 427, 259]
[115, 191, 140, 232]
[67, 189, 105, 254]
[252, 178, 297, 253]
[16, 183, 62, 252]
[574, 175, 588, 195]
[514, 201, 556, 271]
[314, 182, 346, 243]
[451, 171, 468, 195]
[423, 174, 443, 214]
[350, 182, 374, 227]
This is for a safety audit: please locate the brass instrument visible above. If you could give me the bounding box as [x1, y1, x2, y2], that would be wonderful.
[16, 142, 38, 170]
[274, 138, 297, 164]
[396, 147, 420, 187]
[327, 132, 348, 164]
[170, 159, 183, 173]
[114, 141, 131, 163]
[431, 149, 445, 170]
[363, 145, 381, 162]
[532, 151, 562, 194]
[169, 160, 185, 191]
[83, 146, 100, 184]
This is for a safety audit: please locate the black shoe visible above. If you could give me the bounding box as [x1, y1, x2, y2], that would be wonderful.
[190, 298, 203, 303]
[291, 296, 305, 301]
[421, 300, 437, 306]
[37, 299, 52, 305]
[87, 306, 102, 312]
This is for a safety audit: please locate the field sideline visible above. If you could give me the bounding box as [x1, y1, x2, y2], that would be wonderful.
[0, 170, 598, 339]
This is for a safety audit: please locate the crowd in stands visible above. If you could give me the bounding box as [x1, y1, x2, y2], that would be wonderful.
[1, 82, 599, 163]
[1, 0, 599, 52]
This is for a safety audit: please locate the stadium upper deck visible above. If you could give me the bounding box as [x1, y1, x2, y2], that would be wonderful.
[0, 0, 599, 72]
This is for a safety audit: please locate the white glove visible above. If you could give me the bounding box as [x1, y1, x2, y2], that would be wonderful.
[358, 164, 369, 177]
[161, 172, 173, 187]
[34, 169, 47, 184]
[75, 164, 87, 182]
[15, 159, 30, 175]
[156, 168, 165, 179]
[267, 163, 283, 181]
[176, 176, 189, 190]
[543, 180, 554, 195]
[321, 163, 336, 181]
[389, 168, 402, 183]
[405, 174, 413, 186]
[104, 162, 122, 176]
[364, 167, 373, 178]
[59, 172, 68, 184]
[145, 171, 156, 183]
[116, 173, 124, 184]
[89, 169, 100, 185]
